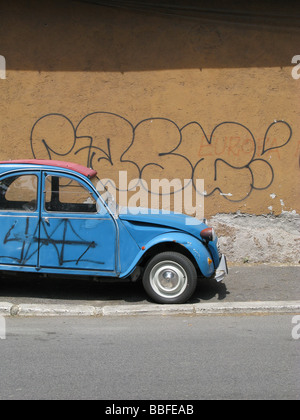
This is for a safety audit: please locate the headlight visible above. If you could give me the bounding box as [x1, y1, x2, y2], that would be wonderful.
[200, 227, 216, 242]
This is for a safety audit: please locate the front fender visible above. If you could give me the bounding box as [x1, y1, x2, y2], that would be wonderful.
[120, 231, 215, 278]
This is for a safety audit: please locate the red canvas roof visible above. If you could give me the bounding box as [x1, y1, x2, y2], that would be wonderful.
[0, 160, 97, 179]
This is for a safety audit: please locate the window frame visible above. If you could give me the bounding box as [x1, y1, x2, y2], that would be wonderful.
[43, 172, 101, 215]
[0, 172, 39, 213]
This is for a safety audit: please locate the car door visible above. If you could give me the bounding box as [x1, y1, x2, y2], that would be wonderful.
[38, 171, 117, 272]
[0, 172, 40, 267]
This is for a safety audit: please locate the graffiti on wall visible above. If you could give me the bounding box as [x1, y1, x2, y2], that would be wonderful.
[30, 112, 293, 203]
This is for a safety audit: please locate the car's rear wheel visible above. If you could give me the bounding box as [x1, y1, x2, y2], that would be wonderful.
[142, 251, 197, 304]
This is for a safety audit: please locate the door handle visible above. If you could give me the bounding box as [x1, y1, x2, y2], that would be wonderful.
[44, 217, 50, 225]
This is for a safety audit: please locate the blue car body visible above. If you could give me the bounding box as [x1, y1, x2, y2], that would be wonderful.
[0, 160, 227, 303]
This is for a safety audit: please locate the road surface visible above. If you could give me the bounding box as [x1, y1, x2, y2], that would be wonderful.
[0, 313, 299, 400]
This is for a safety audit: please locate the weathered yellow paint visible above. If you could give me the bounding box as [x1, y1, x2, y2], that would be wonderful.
[0, 0, 299, 217]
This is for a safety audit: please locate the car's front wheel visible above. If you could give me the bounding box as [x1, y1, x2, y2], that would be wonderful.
[142, 252, 197, 304]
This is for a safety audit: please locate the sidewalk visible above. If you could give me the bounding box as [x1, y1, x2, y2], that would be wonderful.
[0, 264, 299, 317]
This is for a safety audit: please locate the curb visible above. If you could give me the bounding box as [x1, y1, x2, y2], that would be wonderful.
[1, 300, 300, 317]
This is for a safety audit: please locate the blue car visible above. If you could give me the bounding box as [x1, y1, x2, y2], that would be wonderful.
[0, 160, 228, 304]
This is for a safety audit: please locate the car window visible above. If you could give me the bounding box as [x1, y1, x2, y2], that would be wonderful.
[0, 174, 38, 212]
[44, 175, 97, 213]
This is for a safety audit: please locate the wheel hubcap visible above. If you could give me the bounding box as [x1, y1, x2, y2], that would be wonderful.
[149, 261, 188, 299]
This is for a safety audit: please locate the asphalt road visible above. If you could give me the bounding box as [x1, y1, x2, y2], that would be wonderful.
[0, 265, 299, 306]
[0, 314, 299, 400]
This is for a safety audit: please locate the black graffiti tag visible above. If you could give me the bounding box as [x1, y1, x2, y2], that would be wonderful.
[1, 217, 102, 266]
[30, 112, 293, 202]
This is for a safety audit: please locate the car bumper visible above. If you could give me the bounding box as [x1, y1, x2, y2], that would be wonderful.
[214, 254, 228, 282]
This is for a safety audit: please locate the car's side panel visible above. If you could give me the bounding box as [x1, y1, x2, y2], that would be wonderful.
[0, 171, 41, 268]
[39, 171, 117, 272]
[0, 213, 40, 267]
[117, 220, 142, 274]
[38, 215, 117, 271]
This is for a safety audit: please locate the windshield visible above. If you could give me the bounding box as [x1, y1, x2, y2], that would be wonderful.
[91, 176, 118, 215]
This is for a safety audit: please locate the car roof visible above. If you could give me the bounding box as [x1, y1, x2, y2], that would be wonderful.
[0, 160, 98, 179]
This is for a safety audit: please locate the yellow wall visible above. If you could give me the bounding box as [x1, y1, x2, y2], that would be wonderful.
[0, 0, 299, 217]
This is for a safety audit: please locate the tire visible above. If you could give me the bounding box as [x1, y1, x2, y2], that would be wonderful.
[142, 251, 197, 304]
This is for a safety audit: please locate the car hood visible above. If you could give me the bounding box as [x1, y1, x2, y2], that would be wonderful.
[118, 207, 207, 239]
